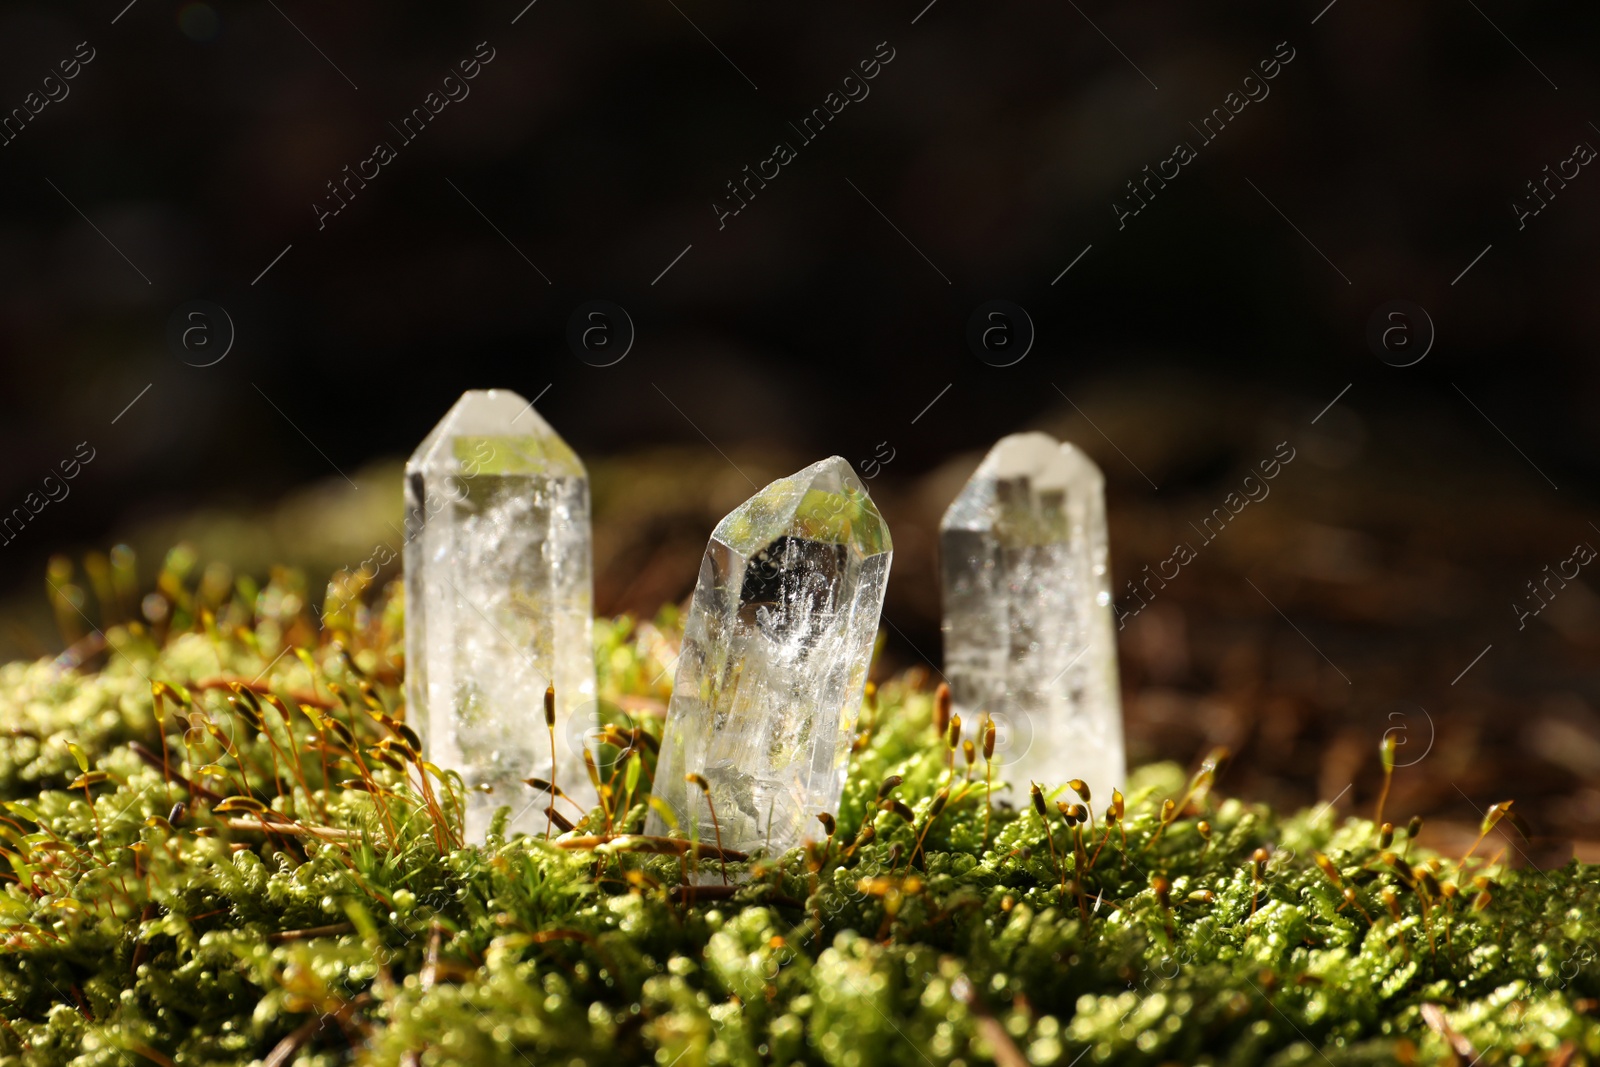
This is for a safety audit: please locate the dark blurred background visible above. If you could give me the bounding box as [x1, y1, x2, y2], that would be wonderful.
[2, 1, 1598, 853]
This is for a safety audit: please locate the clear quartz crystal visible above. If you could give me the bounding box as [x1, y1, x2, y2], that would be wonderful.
[403, 389, 596, 842]
[939, 432, 1125, 807]
[646, 456, 892, 859]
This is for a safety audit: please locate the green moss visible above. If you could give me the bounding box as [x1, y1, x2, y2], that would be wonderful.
[0, 556, 1596, 1067]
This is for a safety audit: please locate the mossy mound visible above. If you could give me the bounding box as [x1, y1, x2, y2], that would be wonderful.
[0, 557, 1596, 1066]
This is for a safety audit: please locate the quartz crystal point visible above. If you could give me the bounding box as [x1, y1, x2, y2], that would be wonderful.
[646, 457, 892, 858]
[939, 432, 1125, 807]
[403, 389, 596, 842]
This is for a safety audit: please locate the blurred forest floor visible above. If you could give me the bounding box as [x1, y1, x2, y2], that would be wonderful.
[3, 374, 1596, 862]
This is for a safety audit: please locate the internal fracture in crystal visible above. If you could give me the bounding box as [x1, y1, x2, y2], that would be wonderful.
[646, 457, 892, 858]
[403, 389, 596, 841]
[939, 432, 1125, 807]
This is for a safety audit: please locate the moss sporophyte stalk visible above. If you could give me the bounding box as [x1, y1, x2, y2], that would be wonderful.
[1, 548, 1597, 1066]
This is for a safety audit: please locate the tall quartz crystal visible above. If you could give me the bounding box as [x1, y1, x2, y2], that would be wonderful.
[646, 457, 892, 858]
[939, 432, 1124, 806]
[404, 389, 596, 842]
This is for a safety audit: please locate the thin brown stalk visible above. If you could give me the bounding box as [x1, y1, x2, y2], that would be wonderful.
[981, 714, 996, 849]
[909, 789, 950, 869]
[686, 774, 729, 883]
[1030, 784, 1066, 899]
[545, 684, 557, 841]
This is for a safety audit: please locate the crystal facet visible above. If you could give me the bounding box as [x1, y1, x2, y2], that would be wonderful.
[403, 389, 596, 841]
[939, 432, 1125, 806]
[646, 456, 892, 858]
